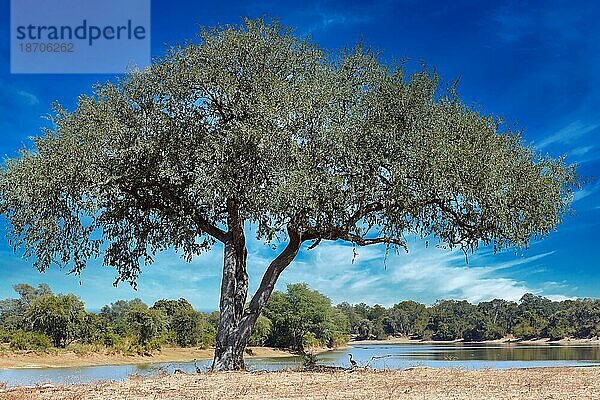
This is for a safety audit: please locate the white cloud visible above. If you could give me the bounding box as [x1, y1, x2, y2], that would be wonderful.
[276, 240, 571, 306]
[15, 90, 39, 105]
[538, 121, 599, 149]
[545, 294, 577, 302]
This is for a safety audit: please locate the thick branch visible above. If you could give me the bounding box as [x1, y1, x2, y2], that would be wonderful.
[191, 211, 228, 243]
[243, 228, 302, 320]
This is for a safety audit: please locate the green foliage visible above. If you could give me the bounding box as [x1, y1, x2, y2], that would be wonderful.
[79, 313, 111, 344]
[0, 284, 53, 331]
[513, 320, 536, 340]
[0, 330, 12, 343]
[264, 283, 345, 351]
[25, 293, 85, 347]
[248, 315, 272, 346]
[100, 299, 146, 325]
[427, 300, 478, 340]
[389, 301, 429, 337]
[0, 280, 598, 354]
[170, 308, 215, 348]
[151, 298, 194, 316]
[124, 303, 166, 346]
[0, 19, 577, 294]
[545, 311, 576, 340]
[9, 331, 51, 351]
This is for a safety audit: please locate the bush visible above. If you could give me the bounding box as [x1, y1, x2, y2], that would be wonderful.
[0, 330, 12, 343]
[248, 315, 272, 346]
[328, 331, 349, 348]
[9, 331, 51, 351]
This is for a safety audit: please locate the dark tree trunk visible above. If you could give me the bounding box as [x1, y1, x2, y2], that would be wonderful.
[212, 201, 250, 371]
[211, 224, 303, 371]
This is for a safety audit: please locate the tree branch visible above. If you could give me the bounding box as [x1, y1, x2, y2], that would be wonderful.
[243, 227, 302, 319]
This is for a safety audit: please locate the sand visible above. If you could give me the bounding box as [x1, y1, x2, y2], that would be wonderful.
[1, 366, 598, 399]
[350, 336, 600, 346]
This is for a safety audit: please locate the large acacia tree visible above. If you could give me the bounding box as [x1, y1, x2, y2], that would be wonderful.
[0, 19, 577, 370]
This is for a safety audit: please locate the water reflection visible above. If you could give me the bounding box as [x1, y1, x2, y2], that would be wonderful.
[1, 343, 599, 388]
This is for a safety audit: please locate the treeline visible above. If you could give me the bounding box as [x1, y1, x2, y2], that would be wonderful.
[1, 283, 599, 355]
[336, 294, 600, 341]
[0, 283, 217, 354]
[0, 282, 347, 354]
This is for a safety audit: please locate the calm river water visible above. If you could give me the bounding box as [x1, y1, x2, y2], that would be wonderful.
[2, 343, 600, 388]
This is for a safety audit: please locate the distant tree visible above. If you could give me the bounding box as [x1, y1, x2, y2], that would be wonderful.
[357, 319, 374, 339]
[13, 283, 52, 305]
[79, 313, 111, 344]
[124, 304, 166, 346]
[512, 320, 536, 340]
[568, 299, 600, 338]
[0, 283, 53, 330]
[389, 301, 429, 337]
[477, 299, 518, 335]
[264, 283, 337, 351]
[545, 310, 576, 340]
[170, 308, 214, 348]
[513, 294, 555, 338]
[100, 299, 146, 332]
[0, 18, 578, 370]
[427, 300, 477, 340]
[151, 299, 194, 316]
[25, 294, 85, 347]
[336, 303, 360, 334]
[248, 315, 272, 346]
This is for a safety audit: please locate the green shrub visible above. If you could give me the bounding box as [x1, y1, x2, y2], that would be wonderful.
[9, 331, 51, 351]
[328, 332, 349, 348]
[0, 330, 12, 343]
[248, 315, 272, 346]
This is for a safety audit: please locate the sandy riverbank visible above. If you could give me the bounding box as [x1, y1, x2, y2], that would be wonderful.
[0, 346, 321, 370]
[350, 336, 600, 346]
[1, 366, 598, 399]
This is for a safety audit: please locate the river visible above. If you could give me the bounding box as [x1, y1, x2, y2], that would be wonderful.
[2, 343, 600, 388]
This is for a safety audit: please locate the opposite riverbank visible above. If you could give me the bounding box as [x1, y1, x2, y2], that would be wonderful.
[350, 336, 600, 345]
[2, 366, 598, 400]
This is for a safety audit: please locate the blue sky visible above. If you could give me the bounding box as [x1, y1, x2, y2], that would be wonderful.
[0, 0, 598, 311]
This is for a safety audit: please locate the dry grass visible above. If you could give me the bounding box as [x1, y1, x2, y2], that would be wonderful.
[2, 366, 599, 400]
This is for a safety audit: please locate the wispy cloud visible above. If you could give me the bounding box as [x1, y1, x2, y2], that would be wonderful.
[278, 240, 571, 306]
[15, 90, 39, 106]
[573, 183, 600, 203]
[538, 121, 599, 149]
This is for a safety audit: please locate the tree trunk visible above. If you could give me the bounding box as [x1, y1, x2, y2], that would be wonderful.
[212, 201, 250, 371]
[211, 224, 302, 371]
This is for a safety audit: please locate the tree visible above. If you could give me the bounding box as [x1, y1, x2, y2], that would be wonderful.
[427, 300, 477, 340]
[389, 300, 429, 337]
[477, 299, 518, 335]
[100, 298, 146, 334]
[79, 313, 111, 344]
[151, 298, 194, 316]
[171, 308, 215, 348]
[263, 283, 336, 351]
[0, 18, 578, 370]
[248, 315, 272, 346]
[0, 284, 53, 331]
[124, 303, 166, 346]
[25, 293, 85, 347]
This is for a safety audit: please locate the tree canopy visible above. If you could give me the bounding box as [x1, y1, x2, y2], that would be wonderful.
[0, 18, 578, 370]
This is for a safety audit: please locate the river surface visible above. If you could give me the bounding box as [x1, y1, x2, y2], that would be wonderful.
[2, 343, 600, 388]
